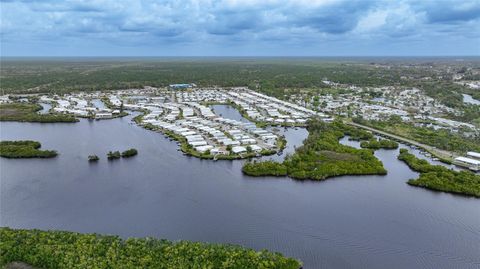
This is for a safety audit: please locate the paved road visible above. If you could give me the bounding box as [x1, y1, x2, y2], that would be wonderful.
[346, 121, 457, 161]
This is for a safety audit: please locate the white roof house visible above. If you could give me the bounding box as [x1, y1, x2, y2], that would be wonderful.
[189, 141, 207, 147]
[249, 145, 262, 152]
[195, 145, 213, 153]
[455, 157, 480, 165]
[466, 152, 480, 160]
[231, 146, 247, 154]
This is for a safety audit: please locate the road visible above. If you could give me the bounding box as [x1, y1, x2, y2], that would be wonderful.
[346, 121, 457, 162]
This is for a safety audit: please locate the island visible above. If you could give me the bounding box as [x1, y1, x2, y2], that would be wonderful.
[243, 120, 387, 180]
[121, 148, 138, 158]
[398, 149, 480, 198]
[360, 138, 399, 150]
[0, 140, 57, 158]
[107, 151, 121, 160]
[0, 227, 302, 269]
[88, 155, 100, 162]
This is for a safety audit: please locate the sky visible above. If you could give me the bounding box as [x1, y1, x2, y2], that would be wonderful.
[1, 0, 479, 56]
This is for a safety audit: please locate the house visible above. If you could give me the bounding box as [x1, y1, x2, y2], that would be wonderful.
[231, 146, 247, 154]
[249, 145, 262, 152]
[169, 84, 193, 90]
[454, 157, 480, 171]
[95, 112, 113, 119]
[195, 145, 213, 153]
[466, 152, 480, 160]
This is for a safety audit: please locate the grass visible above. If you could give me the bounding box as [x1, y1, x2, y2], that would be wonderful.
[0, 141, 57, 158]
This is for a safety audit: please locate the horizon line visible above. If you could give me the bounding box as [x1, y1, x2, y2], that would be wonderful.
[2, 55, 479, 58]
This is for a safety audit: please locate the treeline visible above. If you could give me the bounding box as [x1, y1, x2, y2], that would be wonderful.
[354, 117, 480, 153]
[398, 149, 480, 197]
[0, 140, 57, 158]
[0, 59, 421, 95]
[243, 161, 288, 177]
[243, 120, 387, 180]
[360, 139, 399, 150]
[417, 81, 480, 124]
[0, 227, 301, 269]
[0, 103, 77, 123]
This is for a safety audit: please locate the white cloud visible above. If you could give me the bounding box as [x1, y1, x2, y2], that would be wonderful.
[0, 0, 479, 55]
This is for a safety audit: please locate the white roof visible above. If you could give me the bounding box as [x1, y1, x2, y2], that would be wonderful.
[195, 145, 213, 152]
[466, 152, 480, 159]
[189, 141, 207, 146]
[231, 146, 247, 153]
[455, 157, 480, 165]
[249, 145, 262, 151]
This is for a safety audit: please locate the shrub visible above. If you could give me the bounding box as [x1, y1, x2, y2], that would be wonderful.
[0, 140, 57, 158]
[121, 148, 138, 158]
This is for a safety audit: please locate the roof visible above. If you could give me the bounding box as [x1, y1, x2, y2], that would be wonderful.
[455, 157, 480, 165]
[231, 146, 247, 153]
[466, 152, 480, 159]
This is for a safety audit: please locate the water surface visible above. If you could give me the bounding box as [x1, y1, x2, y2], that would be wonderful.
[38, 103, 51, 114]
[463, 94, 480, 105]
[1, 110, 479, 269]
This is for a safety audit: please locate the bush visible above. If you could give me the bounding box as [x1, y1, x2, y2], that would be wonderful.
[243, 161, 288, 176]
[360, 139, 398, 150]
[121, 148, 138, 158]
[0, 103, 77, 123]
[242, 120, 387, 180]
[107, 151, 121, 160]
[88, 155, 99, 161]
[0, 140, 57, 158]
[0, 227, 302, 269]
[398, 149, 480, 197]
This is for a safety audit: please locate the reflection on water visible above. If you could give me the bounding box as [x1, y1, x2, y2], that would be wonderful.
[1, 112, 479, 269]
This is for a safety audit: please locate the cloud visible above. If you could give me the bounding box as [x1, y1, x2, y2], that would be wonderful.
[0, 0, 479, 56]
[418, 0, 480, 23]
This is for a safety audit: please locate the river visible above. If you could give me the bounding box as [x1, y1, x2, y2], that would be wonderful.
[1, 106, 479, 269]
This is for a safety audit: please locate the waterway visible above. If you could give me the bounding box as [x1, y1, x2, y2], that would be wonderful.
[1, 107, 479, 269]
[463, 94, 480, 105]
[38, 103, 52, 114]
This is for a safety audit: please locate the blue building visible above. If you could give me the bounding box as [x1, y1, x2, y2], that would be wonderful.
[169, 83, 194, 89]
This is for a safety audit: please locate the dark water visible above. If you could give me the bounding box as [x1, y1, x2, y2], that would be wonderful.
[1, 109, 479, 269]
